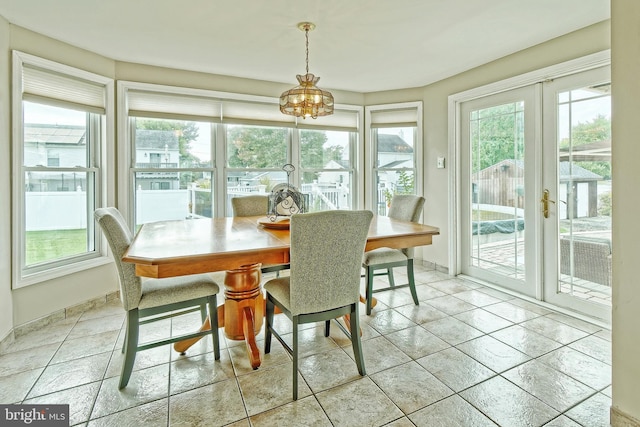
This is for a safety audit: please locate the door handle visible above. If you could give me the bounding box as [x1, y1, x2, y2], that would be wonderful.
[540, 189, 556, 218]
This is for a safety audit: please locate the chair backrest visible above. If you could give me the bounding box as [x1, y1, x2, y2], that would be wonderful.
[231, 195, 268, 217]
[388, 194, 425, 257]
[288, 210, 373, 316]
[94, 207, 142, 311]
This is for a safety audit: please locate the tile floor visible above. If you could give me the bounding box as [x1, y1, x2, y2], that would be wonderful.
[0, 265, 612, 426]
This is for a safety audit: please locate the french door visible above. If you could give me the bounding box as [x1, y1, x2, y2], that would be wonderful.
[460, 85, 540, 298]
[542, 67, 611, 321]
[459, 66, 611, 321]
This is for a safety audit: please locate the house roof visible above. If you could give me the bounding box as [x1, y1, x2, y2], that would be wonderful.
[24, 124, 85, 145]
[485, 159, 602, 181]
[378, 134, 413, 154]
[135, 129, 179, 150]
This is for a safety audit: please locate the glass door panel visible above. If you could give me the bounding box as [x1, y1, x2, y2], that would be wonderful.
[460, 86, 538, 297]
[543, 66, 611, 321]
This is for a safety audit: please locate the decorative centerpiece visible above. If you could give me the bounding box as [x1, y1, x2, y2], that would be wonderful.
[267, 164, 308, 222]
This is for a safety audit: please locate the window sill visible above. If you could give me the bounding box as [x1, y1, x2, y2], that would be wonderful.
[13, 255, 113, 289]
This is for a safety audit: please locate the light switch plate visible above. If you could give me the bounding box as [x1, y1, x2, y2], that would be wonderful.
[437, 156, 445, 169]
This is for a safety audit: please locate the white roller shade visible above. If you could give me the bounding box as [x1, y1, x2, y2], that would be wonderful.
[369, 105, 420, 128]
[22, 64, 106, 113]
[126, 85, 360, 131]
[128, 89, 222, 122]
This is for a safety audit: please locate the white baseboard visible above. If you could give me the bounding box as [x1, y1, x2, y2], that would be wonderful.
[611, 406, 640, 427]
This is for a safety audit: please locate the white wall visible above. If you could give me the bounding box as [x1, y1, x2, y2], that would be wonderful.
[611, 0, 640, 424]
[0, 16, 14, 344]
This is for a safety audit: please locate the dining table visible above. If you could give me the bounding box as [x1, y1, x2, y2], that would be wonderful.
[122, 214, 440, 369]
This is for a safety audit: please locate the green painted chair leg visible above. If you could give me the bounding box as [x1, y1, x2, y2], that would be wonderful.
[119, 309, 139, 389]
[349, 304, 366, 376]
[208, 296, 220, 360]
[387, 267, 396, 287]
[292, 317, 299, 401]
[366, 266, 375, 315]
[407, 259, 419, 305]
[264, 298, 274, 354]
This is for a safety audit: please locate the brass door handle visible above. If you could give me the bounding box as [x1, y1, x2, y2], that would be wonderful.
[540, 189, 556, 218]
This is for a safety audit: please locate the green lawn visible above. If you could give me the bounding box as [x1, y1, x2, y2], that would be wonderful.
[26, 229, 88, 265]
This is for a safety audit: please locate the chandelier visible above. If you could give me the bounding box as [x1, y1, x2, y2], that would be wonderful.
[279, 22, 334, 119]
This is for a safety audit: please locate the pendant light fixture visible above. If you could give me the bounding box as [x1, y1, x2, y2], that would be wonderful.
[279, 22, 334, 119]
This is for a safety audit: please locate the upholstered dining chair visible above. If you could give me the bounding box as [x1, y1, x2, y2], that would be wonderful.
[94, 207, 220, 389]
[363, 194, 425, 315]
[231, 195, 287, 276]
[263, 210, 373, 400]
[231, 194, 268, 217]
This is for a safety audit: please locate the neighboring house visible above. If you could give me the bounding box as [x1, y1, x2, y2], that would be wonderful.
[134, 129, 180, 190]
[474, 159, 602, 218]
[24, 124, 87, 192]
[376, 134, 414, 194]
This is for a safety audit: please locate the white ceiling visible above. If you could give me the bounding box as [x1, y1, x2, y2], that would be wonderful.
[0, 0, 609, 93]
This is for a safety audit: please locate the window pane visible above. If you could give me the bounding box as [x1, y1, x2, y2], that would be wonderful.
[24, 171, 93, 266]
[226, 125, 287, 168]
[135, 171, 213, 226]
[374, 126, 416, 215]
[134, 118, 212, 168]
[300, 129, 353, 211]
[23, 102, 88, 168]
[376, 170, 415, 215]
[376, 127, 415, 168]
[300, 130, 350, 168]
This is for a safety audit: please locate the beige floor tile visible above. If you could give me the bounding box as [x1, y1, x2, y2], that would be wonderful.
[91, 364, 169, 418]
[422, 316, 484, 346]
[237, 362, 312, 416]
[460, 376, 559, 427]
[490, 325, 563, 358]
[456, 335, 530, 373]
[502, 360, 597, 412]
[564, 392, 611, 427]
[416, 347, 495, 392]
[28, 352, 111, 399]
[537, 347, 611, 390]
[520, 316, 590, 345]
[88, 398, 168, 427]
[25, 381, 101, 426]
[249, 395, 332, 427]
[344, 336, 411, 375]
[316, 377, 404, 427]
[298, 347, 363, 393]
[370, 361, 453, 414]
[454, 308, 514, 333]
[169, 350, 236, 395]
[393, 302, 449, 324]
[0, 342, 59, 377]
[385, 325, 449, 359]
[0, 368, 44, 403]
[408, 394, 498, 427]
[169, 380, 247, 426]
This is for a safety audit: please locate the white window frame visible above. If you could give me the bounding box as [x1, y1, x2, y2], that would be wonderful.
[12, 51, 115, 288]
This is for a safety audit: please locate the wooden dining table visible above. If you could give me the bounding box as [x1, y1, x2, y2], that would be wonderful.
[122, 214, 439, 368]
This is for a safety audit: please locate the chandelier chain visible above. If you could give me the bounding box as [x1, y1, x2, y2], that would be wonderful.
[305, 26, 310, 75]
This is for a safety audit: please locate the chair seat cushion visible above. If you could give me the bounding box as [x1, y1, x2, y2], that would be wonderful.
[362, 248, 407, 266]
[263, 277, 291, 310]
[139, 274, 219, 310]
